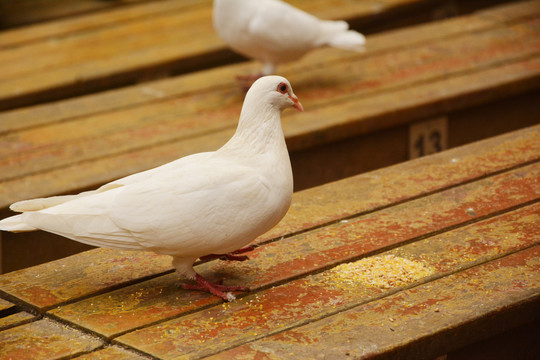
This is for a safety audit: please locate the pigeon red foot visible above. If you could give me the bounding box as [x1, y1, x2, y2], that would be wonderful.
[182, 274, 249, 301]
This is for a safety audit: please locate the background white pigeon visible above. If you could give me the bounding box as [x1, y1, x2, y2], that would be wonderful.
[0, 76, 303, 302]
[214, 0, 366, 81]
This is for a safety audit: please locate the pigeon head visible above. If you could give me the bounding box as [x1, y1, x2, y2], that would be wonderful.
[247, 76, 304, 112]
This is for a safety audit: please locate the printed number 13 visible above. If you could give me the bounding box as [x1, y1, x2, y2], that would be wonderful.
[414, 130, 443, 157]
[409, 117, 448, 159]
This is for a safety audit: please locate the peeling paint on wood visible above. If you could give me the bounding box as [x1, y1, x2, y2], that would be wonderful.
[0, 312, 35, 331]
[0, 2, 538, 358]
[0, 248, 172, 311]
[114, 201, 540, 359]
[71, 346, 148, 360]
[207, 246, 540, 360]
[1, 3, 539, 209]
[0, 318, 102, 360]
[48, 164, 539, 339]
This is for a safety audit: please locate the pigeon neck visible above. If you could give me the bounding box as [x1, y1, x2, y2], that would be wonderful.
[223, 103, 286, 155]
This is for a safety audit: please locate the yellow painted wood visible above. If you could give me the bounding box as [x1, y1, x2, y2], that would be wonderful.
[0, 312, 35, 331]
[0, 124, 537, 312]
[71, 346, 147, 360]
[0, 0, 166, 29]
[207, 246, 540, 359]
[50, 164, 540, 339]
[1, 7, 538, 210]
[0, 318, 102, 360]
[0, 9, 496, 134]
[0, 298, 13, 312]
[0, 248, 171, 311]
[0, 123, 538, 358]
[0, 0, 530, 109]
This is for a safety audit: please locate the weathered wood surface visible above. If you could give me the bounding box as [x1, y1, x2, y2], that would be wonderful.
[0, 318, 102, 359]
[0, 124, 539, 359]
[0, 0, 516, 109]
[0, 0, 163, 29]
[1, 124, 538, 310]
[1, 0, 539, 207]
[1, 1, 539, 274]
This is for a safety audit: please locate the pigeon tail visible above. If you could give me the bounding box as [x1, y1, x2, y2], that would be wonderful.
[0, 215, 38, 232]
[10, 196, 78, 212]
[327, 30, 366, 51]
[10, 184, 123, 212]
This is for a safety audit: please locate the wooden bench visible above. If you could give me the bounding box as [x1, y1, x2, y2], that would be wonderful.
[0, 0, 516, 110]
[0, 0, 513, 31]
[1, 0, 539, 272]
[0, 0, 166, 29]
[0, 124, 538, 359]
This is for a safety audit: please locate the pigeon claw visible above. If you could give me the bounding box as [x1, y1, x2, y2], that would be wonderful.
[232, 245, 257, 254]
[200, 245, 257, 262]
[181, 273, 248, 301]
[200, 253, 249, 262]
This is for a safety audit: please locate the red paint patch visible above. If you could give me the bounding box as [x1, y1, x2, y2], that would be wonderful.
[398, 295, 453, 316]
[24, 285, 61, 309]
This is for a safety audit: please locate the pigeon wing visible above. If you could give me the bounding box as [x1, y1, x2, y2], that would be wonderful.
[109, 162, 274, 257]
[246, 1, 324, 60]
[10, 152, 212, 212]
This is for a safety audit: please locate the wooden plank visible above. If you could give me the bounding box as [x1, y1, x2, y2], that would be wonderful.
[1, 13, 539, 204]
[0, 9, 498, 134]
[4, 2, 537, 273]
[48, 163, 540, 338]
[1, 55, 538, 210]
[114, 205, 540, 359]
[0, 318, 102, 360]
[205, 245, 540, 360]
[0, 248, 171, 311]
[0, 0, 521, 49]
[476, 0, 540, 24]
[71, 346, 148, 360]
[0, 298, 13, 312]
[0, 0, 167, 29]
[0, 312, 35, 331]
[1, 124, 537, 301]
[0, 0, 530, 109]
[2, 0, 533, 134]
[0, 7, 215, 80]
[0, 1, 206, 49]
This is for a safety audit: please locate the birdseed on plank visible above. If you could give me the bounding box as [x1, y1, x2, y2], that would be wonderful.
[327, 254, 435, 289]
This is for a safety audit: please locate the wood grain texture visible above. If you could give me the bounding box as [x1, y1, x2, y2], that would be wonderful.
[0, 0, 528, 109]
[1, 125, 538, 359]
[1, 2, 539, 211]
[0, 318, 102, 360]
[51, 164, 540, 339]
[1, 124, 538, 310]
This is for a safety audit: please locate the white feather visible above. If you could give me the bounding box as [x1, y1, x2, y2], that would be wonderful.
[214, 0, 366, 74]
[0, 214, 37, 232]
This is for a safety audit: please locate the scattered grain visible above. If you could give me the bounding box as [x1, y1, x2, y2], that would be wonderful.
[327, 254, 435, 289]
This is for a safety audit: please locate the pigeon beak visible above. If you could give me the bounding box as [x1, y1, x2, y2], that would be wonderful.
[289, 94, 304, 112]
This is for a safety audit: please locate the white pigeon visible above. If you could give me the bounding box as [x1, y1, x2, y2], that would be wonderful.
[213, 0, 366, 78]
[0, 76, 303, 302]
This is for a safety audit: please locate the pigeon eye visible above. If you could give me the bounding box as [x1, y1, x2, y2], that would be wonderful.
[277, 83, 288, 94]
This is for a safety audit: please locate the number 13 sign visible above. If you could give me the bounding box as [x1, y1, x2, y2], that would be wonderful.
[409, 117, 448, 159]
